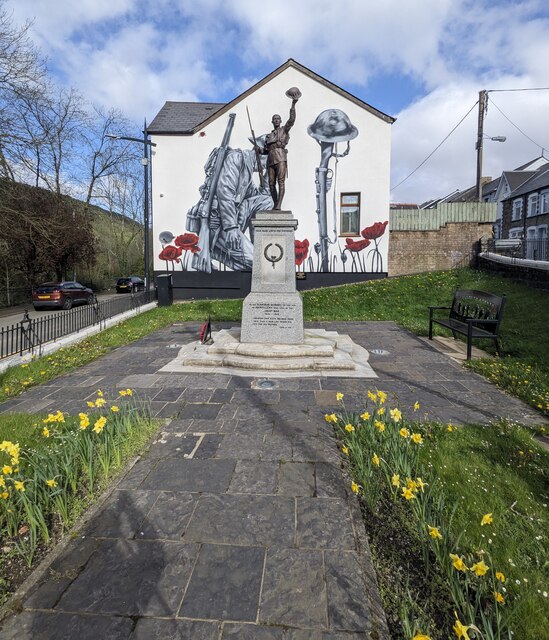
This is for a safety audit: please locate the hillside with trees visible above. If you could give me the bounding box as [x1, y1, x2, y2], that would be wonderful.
[0, 1, 147, 304]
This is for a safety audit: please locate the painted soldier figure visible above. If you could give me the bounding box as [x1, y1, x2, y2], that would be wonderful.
[261, 89, 300, 210]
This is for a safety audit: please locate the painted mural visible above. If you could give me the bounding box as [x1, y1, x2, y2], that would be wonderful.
[157, 102, 388, 274]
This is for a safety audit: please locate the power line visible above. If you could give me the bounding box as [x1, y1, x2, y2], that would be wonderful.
[390, 100, 478, 192]
[488, 96, 548, 154]
[488, 87, 549, 93]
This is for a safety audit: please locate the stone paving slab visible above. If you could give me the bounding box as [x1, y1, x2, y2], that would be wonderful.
[1, 321, 547, 639]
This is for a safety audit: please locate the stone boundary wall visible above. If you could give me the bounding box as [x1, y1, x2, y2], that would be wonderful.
[389, 222, 494, 276]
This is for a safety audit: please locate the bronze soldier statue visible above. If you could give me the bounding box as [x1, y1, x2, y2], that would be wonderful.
[260, 87, 301, 210]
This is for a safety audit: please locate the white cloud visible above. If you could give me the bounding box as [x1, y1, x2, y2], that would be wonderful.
[4, 0, 549, 203]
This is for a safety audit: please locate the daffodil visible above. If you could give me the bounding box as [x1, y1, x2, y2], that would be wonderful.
[494, 591, 505, 604]
[324, 413, 337, 423]
[87, 401, 95, 408]
[14, 480, 25, 492]
[97, 389, 103, 397]
[95, 397, 106, 407]
[80, 415, 90, 430]
[495, 571, 506, 583]
[46, 479, 57, 488]
[406, 478, 418, 490]
[351, 481, 361, 494]
[411, 433, 424, 444]
[336, 392, 344, 401]
[412, 634, 431, 640]
[0, 476, 4, 488]
[389, 407, 402, 422]
[413, 401, 420, 411]
[391, 473, 400, 487]
[481, 513, 493, 526]
[374, 420, 385, 432]
[377, 407, 385, 416]
[428, 525, 442, 540]
[399, 428, 410, 438]
[119, 390, 127, 397]
[367, 390, 377, 402]
[471, 560, 489, 576]
[345, 423, 355, 433]
[342, 446, 349, 455]
[401, 487, 415, 500]
[453, 615, 470, 639]
[0, 491, 8, 499]
[93, 416, 107, 434]
[2, 465, 12, 475]
[110, 405, 119, 413]
[372, 453, 380, 466]
[377, 390, 387, 404]
[42, 427, 50, 438]
[450, 554, 468, 572]
[360, 411, 370, 420]
[54, 411, 65, 423]
[415, 477, 426, 492]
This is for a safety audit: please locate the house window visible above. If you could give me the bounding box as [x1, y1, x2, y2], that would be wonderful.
[340, 193, 361, 236]
[527, 193, 539, 217]
[540, 191, 549, 214]
[511, 199, 523, 221]
[508, 227, 522, 239]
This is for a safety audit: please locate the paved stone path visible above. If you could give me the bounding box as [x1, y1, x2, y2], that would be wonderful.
[0, 322, 544, 639]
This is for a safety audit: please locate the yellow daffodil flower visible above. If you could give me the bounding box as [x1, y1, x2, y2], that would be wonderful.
[42, 427, 50, 438]
[413, 401, 420, 411]
[495, 571, 506, 583]
[447, 424, 454, 432]
[471, 560, 489, 576]
[341, 446, 349, 455]
[324, 413, 337, 423]
[406, 478, 418, 490]
[54, 411, 65, 423]
[391, 473, 400, 487]
[336, 392, 344, 401]
[401, 487, 415, 500]
[97, 390, 103, 397]
[46, 479, 57, 488]
[95, 397, 107, 407]
[14, 480, 25, 492]
[377, 407, 385, 416]
[351, 481, 361, 494]
[399, 428, 410, 438]
[2, 465, 12, 475]
[411, 433, 424, 444]
[481, 513, 493, 526]
[450, 554, 468, 572]
[412, 634, 431, 640]
[80, 415, 90, 430]
[453, 615, 470, 640]
[0, 477, 4, 488]
[494, 591, 505, 604]
[93, 416, 107, 434]
[0, 491, 8, 499]
[345, 424, 355, 433]
[360, 411, 370, 420]
[125, 389, 133, 396]
[87, 401, 95, 408]
[367, 390, 377, 402]
[372, 453, 380, 466]
[377, 390, 387, 404]
[415, 477, 426, 492]
[374, 420, 385, 432]
[119, 390, 127, 397]
[389, 407, 402, 422]
[428, 525, 442, 540]
[110, 406, 119, 412]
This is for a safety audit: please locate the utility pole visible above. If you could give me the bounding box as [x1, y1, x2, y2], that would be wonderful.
[476, 90, 487, 201]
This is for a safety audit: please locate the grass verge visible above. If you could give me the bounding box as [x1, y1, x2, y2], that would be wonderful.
[329, 391, 548, 640]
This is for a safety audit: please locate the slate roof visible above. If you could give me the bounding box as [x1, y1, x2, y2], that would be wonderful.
[148, 59, 395, 135]
[502, 170, 538, 192]
[148, 102, 225, 134]
[503, 166, 549, 200]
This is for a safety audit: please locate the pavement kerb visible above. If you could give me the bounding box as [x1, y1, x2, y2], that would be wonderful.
[0, 417, 170, 624]
[0, 302, 157, 374]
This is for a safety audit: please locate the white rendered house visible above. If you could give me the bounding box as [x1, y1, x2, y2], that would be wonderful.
[148, 59, 394, 299]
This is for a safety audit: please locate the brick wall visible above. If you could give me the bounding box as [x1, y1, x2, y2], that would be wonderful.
[388, 222, 494, 276]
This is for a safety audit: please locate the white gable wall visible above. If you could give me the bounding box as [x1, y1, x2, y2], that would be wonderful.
[151, 65, 391, 273]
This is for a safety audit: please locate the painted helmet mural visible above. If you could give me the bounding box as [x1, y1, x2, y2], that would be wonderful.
[307, 109, 358, 143]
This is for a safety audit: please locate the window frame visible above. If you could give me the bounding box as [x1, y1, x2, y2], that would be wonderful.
[511, 198, 523, 221]
[339, 192, 361, 237]
[527, 193, 539, 217]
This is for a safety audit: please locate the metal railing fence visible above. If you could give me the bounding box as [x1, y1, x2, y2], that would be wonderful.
[0, 290, 156, 360]
[487, 238, 549, 262]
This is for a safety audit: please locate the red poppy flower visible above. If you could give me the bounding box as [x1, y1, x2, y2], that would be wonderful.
[295, 239, 310, 266]
[158, 245, 183, 262]
[345, 237, 370, 252]
[361, 221, 388, 240]
[174, 232, 201, 253]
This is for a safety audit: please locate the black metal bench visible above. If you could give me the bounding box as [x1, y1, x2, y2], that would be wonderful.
[429, 289, 506, 360]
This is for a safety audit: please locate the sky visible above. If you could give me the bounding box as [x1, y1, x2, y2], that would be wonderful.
[7, 0, 549, 205]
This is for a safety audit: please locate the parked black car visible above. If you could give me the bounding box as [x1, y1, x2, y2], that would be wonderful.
[116, 276, 145, 293]
[32, 282, 94, 310]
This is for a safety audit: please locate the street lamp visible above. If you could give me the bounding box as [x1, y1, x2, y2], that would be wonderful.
[107, 120, 157, 290]
[475, 90, 506, 201]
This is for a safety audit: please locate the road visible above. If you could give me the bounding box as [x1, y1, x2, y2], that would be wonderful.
[0, 292, 119, 332]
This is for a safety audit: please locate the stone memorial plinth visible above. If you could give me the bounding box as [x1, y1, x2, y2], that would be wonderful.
[241, 211, 304, 345]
